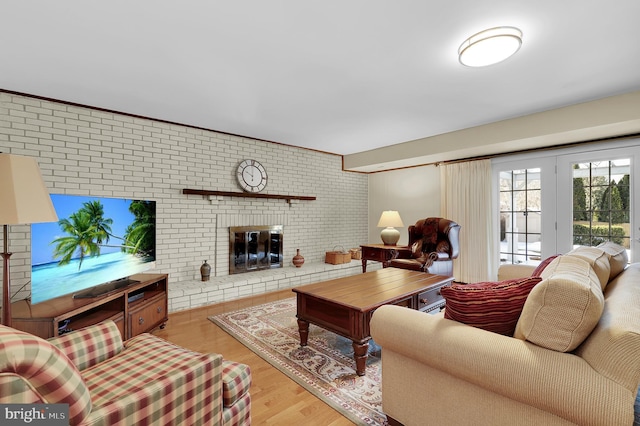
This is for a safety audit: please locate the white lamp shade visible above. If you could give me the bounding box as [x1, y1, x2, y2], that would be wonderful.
[377, 211, 404, 228]
[459, 26, 522, 67]
[0, 154, 58, 225]
[377, 211, 403, 245]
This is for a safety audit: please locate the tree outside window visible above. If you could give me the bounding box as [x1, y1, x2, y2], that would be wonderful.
[572, 160, 630, 248]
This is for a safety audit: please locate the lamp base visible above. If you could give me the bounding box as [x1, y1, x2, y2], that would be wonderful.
[380, 227, 400, 246]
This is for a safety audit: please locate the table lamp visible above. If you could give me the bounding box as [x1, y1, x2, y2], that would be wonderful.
[377, 210, 404, 246]
[0, 153, 58, 327]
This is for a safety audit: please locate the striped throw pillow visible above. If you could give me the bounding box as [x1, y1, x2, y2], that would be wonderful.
[441, 276, 542, 336]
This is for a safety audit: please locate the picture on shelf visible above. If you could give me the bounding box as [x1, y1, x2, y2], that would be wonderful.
[31, 194, 156, 304]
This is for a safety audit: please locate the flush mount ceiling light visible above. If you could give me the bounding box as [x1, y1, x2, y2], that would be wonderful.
[458, 26, 522, 67]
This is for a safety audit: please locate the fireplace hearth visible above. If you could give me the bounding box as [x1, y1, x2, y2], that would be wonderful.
[229, 225, 283, 274]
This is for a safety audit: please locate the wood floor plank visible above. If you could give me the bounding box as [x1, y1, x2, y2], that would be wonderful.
[153, 289, 355, 425]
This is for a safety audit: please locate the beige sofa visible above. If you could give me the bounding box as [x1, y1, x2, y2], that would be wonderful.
[371, 242, 640, 426]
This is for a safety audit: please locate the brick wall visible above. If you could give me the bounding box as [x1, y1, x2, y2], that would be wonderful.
[0, 92, 369, 312]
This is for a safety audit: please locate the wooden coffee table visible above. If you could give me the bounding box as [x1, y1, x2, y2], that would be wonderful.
[292, 268, 453, 376]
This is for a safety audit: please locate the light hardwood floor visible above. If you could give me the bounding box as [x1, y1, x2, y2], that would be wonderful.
[152, 289, 356, 425]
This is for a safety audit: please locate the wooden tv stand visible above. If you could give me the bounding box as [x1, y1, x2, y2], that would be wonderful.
[11, 273, 168, 340]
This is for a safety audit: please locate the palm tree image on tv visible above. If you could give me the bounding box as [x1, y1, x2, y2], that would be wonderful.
[122, 200, 156, 259]
[31, 195, 157, 304]
[52, 200, 155, 270]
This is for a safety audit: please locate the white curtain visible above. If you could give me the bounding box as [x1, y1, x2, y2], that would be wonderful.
[440, 159, 497, 283]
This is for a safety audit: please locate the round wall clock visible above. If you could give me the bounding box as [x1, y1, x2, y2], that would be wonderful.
[236, 159, 268, 193]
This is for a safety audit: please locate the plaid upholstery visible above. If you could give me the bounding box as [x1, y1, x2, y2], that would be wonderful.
[221, 361, 252, 407]
[49, 321, 124, 371]
[0, 325, 92, 425]
[2, 321, 251, 426]
[81, 332, 223, 426]
[0, 375, 42, 403]
[222, 393, 251, 426]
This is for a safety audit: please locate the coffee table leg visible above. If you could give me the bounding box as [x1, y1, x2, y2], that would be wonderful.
[352, 340, 369, 376]
[297, 319, 309, 346]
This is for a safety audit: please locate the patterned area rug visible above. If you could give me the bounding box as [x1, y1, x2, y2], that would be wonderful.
[208, 298, 388, 425]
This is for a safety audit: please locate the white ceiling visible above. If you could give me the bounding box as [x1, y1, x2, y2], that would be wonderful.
[3, 1, 640, 169]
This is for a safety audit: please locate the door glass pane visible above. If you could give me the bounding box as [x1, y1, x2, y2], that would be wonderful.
[527, 168, 541, 189]
[500, 191, 512, 211]
[527, 189, 541, 211]
[499, 168, 542, 265]
[572, 159, 630, 253]
[499, 171, 513, 190]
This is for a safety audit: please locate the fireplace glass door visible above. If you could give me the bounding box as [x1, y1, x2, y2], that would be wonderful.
[230, 225, 283, 274]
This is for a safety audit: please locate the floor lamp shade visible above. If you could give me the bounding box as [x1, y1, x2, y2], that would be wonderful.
[0, 153, 59, 326]
[0, 154, 58, 225]
[377, 210, 403, 245]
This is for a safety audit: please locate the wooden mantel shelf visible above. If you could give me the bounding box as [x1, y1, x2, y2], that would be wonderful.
[182, 188, 316, 202]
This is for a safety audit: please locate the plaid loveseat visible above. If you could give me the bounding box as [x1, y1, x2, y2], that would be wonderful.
[0, 320, 251, 425]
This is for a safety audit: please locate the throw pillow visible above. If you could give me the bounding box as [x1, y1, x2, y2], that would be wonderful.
[565, 246, 610, 290]
[531, 254, 560, 277]
[441, 276, 542, 336]
[597, 241, 628, 281]
[515, 255, 604, 352]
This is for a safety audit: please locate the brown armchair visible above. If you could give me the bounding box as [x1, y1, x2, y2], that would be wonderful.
[389, 217, 460, 276]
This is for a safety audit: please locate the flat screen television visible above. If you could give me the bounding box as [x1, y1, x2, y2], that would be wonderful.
[31, 194, 156, 304]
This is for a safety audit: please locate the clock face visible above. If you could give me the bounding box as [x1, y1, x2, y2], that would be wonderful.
[236, 159, 268, 193]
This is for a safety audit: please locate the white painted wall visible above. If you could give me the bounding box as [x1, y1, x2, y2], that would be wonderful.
[367, 165, 441, 246]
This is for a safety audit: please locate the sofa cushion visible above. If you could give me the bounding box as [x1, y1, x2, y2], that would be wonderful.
[221, 360, 252, 407]
[83, 332, 223, 425]
[597, 241, 628, 280]
[49, 320, 124, 371]
[441, 276, 542, 336]
[530, 254, 560, 277]
[565, 246, 610, 290]
[0, 325, 92, 425]
[497, 264, 536, 281]
[574, 263, 640, 394]
[515, 256, 604, 352]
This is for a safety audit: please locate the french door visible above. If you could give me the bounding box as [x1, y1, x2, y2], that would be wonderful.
[557, 144, 639, 262]
[494, 140, 640, 268]
[493, 156, 556, 265]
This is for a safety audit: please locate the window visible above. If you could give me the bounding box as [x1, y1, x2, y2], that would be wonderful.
[572, 159, 630, 249]
[499, 168, 542, 264]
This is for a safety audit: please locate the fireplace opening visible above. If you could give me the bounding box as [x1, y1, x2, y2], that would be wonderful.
[230, 225, 283, 274]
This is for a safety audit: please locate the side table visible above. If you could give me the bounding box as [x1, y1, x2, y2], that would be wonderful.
[360, 244, 411, 273]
